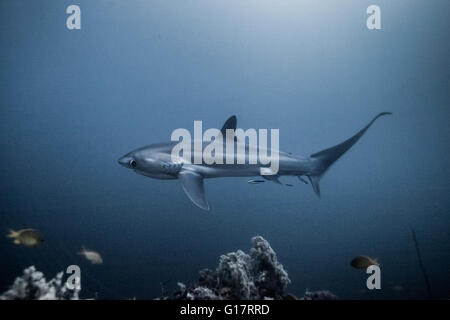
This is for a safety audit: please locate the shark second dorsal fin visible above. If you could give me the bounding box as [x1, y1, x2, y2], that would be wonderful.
[178, 170, 210, 211]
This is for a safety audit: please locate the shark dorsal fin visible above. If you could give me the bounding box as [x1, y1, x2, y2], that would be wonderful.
[178, 170, 210, 211]
[220, 115, 237, 140]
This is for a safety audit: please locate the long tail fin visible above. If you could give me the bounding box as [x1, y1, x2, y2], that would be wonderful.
[308, 112, 392, 196]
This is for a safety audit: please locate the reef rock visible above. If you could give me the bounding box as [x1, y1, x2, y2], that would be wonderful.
[249, 235, 291, 298]
[0, 266, 80, 300]
[162, 236, 292, 300]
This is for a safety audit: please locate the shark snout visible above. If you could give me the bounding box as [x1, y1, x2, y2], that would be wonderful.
[118, 156, 135, 168]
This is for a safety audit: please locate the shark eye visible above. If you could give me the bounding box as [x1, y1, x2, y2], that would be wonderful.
[129, 160, 137, 168]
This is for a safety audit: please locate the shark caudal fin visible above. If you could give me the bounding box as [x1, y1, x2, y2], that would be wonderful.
[307, 112, 392, 197]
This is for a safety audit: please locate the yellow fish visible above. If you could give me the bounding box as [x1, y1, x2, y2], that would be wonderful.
[7, 229, 44, 247]
[350, 256, 379, 269]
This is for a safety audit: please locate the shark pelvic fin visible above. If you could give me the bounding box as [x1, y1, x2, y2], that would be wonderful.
[297, 176, 308, 184]
[262, 175, 282, 184]
[178, 170, 210, 211]
[260, 168, 282, 185]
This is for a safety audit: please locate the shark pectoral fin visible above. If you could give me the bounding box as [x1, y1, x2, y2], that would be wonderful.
[178, 170, 210, 211]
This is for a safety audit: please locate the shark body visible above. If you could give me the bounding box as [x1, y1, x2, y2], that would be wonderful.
[118, 113, 391, 210]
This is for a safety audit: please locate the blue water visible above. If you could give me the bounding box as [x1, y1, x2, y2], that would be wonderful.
[0, 0, 449, 299]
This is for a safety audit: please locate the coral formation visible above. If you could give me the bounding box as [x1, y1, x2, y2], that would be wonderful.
[161, 236, 337, 300]
[214, 236, 291, 299]
[2, 236, 337, 300]
[0, 266, 80, 300]
[162, 236, 299, 300]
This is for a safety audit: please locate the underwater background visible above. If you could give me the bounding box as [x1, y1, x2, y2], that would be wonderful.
[0, 0, 449, 299]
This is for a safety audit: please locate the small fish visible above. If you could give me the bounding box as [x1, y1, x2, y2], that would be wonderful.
[350, 256, 379, 269]
[7, 229, 44, 247]
[78, 247, 103, 264]
[247, 179, 265, 184]
[285, 183, 294, 187]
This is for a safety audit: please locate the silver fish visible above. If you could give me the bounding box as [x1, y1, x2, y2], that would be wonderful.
[7, 229, 44, 247]
[78, 247, 103, 264]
